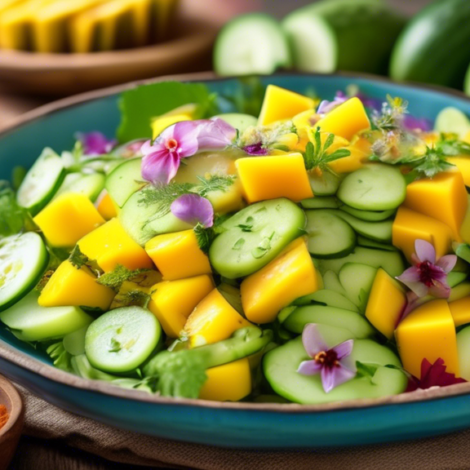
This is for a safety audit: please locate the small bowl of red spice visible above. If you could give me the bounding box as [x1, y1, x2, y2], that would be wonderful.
[0, 375, 24, 470]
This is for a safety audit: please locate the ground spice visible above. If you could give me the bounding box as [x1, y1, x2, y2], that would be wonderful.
[0, 404, 8, 430]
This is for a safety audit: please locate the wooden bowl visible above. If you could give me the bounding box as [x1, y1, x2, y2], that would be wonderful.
[0, 375, 24, 470]
[0, 18, 217, 97]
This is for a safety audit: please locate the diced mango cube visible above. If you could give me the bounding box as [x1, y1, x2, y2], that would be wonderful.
[199, 358, 252, 402]
[78, 218, 153, 273]
[258, 85, 315, 126]
[241, 237, 318, 324]
[314, 98, 371, 141]
[34, 193, 105, 248]
[206, 179, 245, 214]
[236, 153, 313, 204]
[446, 157, 470, 187]
[404, 171, 468, 241]
[392, 206, 453, 262]
[365, 269, 407, 339]
[148, 275, 214, 338]
[460, 196, 470, 244]
[39, 260, 115, 310]
[449, 296, 470, 327]
[327, 140, 368, 174]
[96, 191, 118, 220]
[152, 104, 197, 139]
[395, 300, 459, 378]
[184, 289, 252, 347]
[145, 229, 212, 281]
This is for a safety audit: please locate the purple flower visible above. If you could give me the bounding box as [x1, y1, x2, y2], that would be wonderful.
[198, 118, 237, 149]
[171, 194, 214, 228]
[355, 93, 383, 112]
[317, 93, 348, 115]
[243, 142, 268, 156]
[396, 240, 457, 298]
[297, 324, 356, 394]
[403, 115, 433, 132]
[76, 131, 117, 155]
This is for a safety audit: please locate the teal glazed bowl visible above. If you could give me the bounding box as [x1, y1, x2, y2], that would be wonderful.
[2, 73, 470, 449]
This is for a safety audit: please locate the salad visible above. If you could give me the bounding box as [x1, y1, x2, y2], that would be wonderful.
[2, 80, 470, 405]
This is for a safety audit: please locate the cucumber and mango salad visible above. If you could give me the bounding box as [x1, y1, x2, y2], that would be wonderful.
[3, 81, 470, 404]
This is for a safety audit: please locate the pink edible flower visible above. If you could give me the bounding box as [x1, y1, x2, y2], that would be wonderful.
[171, 194, 214, 228]
[396, 240, 457, 298]
[317, 93, 347, 115]
[76, 131, 116, 155]
[297, 324, 356, 394]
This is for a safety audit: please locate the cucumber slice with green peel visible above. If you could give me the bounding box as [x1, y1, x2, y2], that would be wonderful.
[209, 198, 306, 279]
[453, 242, 470, 264]
[448, 271, 468, 289]
[105, 158, 146, 208]
[306, 210, 356, 259]
[63, 326, 88, 356]
[264, 330, 406, 404]
[301, 197, 341, 210]
[340, 205, 395, 222]
[309, 171, 341, 196]
[323, 270, 347, 296]
[0, 233, 48, 311]
[214, 13, 291, 76]
[449, 282, 470, 302]
[213, 114, 258, 132]
[337, 164, 406, 211]
[55, 172, 105, 202]
[284, 305, 375, 339]
[338, 263, 377, 312]
[317, 247, 405, 278]
[357, 236, 397, 252]
[85, 307, 161, 374]
[457, 326, 470, 381]
[292, 289, 359, 313]
[0, 291, 94, 342]
[434, 107, 470, 139]
[453, 257, 469, 274]
[17, 148, 66, 215]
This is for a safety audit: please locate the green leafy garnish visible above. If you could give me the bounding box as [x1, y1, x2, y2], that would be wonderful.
[356, 361, 379, 381]
[436, 134, 470, 156]
[108, 338, 122, 353]
[194, 223, 215, 254]
[372, 95, 408, 132]
[197, 174, 236, 198]
[0, 181, 35, 236]
[237, 216, 254, 232]
[97, 264, 151, 291]
[232, 238, 245, 251]
[407, 146, 456, 179]
[252, 232, 275, 259]
[69, 245, 103, 277]
[36, 270, 55, 292]
[46, 342, 73, 373]
[111, 290, 151, 309]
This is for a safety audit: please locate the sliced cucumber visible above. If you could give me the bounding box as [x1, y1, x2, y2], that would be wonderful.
[85, 307, 161, 374]
[0, 291, 93, 342]
[213, 114, 258, 132]
[0, 233, 48, 311]
[323, 270, 347, 296]
[55, 172, 105, 202]
[214, 13, 291, 76]
[454, 242, 470, 264]
[63, 326, 88, 356]
[284, 305, 375, 339]
[357, 236, 397, 252]
[340, 205, 395, 222]
[264, 329, 406, 404]
[306, 210, 356, 259]
[105, 158, 145, 208]
[17, 148, 66, 215]
[317, 247, 405, 278]
[338, 263, 377, 312]
[434, 107, 470, 139]
[209, 198, 306, 279]
[448, 271, 468, 289]
[292, 289, 359, 313]
[337, 164, 406, 211]
[457, 326, 470, 381]
[301, 197, 341, 209]
[309, 171, 341, 196]
[450, 282, 470, 302]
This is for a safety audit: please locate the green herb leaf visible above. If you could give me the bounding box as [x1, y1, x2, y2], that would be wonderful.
[109, 338, 122, 353]
[194, 223, 215, 254]
[97, 264, 151, 291]
[46, 342, 73, 373]
[0, 181, 34, 236]
[69, 245, 104, 277]
[237, 216, 254, 232]
[303, 142, 315, 171]
[232, 238, 245, 251]
[251, 232, 274, 259]
[356, 361, 379, 381]
[373, 95, 408, 132]
[197, 174, 236, 198]
[111, 290, 151, 309]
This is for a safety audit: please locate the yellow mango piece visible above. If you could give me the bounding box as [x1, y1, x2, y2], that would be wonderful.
[39, 261, 115, 310]
[34, 193, 105, 248]
[447, 157, 470, 187]
[314, 98, 371, 141]
[184, 289, 252, 347]
[365, 269, 407, 339]
[148, 275, 214, 338]
[449, 297, 470, 327]
[241, 238, 318, 324]
[96, 192, 118, 221]
[151, 104, 197, 139]
[145, 230, 211, 281]
[79, 218, 153, 273]
[449, 282, 470, 303]
[392, 206, 453, 263]
[464, 130, 470, 144]
[460, 195, 470, 244]
[199, 358, 252, 402]
[404, 171, 468, 241]
[258, 85, 315, 127]
[395, 300, 459, 378]
[328, 145, 367, 174]
[236, 153, 313, 204]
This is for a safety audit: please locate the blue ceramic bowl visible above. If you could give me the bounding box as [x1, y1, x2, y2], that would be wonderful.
[1, 73, 470, 449]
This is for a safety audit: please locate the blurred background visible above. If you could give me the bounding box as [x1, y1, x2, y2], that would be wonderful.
[0, 0, 461, 130]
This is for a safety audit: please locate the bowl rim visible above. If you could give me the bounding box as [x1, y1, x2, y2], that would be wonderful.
[2, 71, 470, 413]
[0, 374, 23, 437]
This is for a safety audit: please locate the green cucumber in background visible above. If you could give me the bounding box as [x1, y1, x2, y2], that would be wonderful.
[282, 0, 406, 75]
[466, 63, 470, 96]
[390, 0, 470, 89]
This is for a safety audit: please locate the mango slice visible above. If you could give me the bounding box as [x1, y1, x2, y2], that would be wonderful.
[199, 358, 252, 402]
[395, 299, 459, 378]
[184, 288, 252, 347]
[365, 269, 407, 339]
[79, 218, 153, 273]
[145, 229, 212, 281]
[447, 157, 470, 187]
[96, 192, 118, 220]
[328, 137, 370, 174]
[392, 206, 453, 262]
[404, 171, 468, 241]
[39, 260, 115, 310]
[148, 275, 214, 338]
[241, 237, 318, 324]
[258, 85, 315, 127]
[449, 297, 470, 327]
[314, 98, 371, 141]
[34, 193, 105, 248]
[236, 153, 313, 204]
